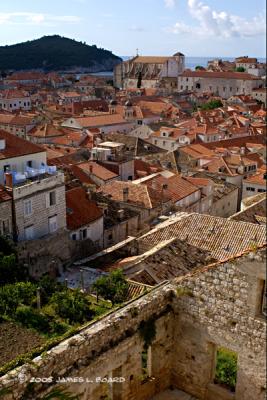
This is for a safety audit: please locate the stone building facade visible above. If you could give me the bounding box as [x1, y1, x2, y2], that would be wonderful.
[177, 71, 263, 99]
[0, 187, 12, 237]
[12, 172, 66, 241]
[0, 247, 265, 400]
[114, 54, 185, 89]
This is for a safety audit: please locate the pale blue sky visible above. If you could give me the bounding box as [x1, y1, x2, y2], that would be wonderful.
[0, 0, 266, 57]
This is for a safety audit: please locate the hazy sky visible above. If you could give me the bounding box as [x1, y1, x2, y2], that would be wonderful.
[0, 0, 266, 57]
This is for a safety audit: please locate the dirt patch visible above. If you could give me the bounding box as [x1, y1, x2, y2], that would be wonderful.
[0, 321, 45, 366]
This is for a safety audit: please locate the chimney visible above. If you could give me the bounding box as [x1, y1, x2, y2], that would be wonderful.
[117, 209, 125, 220]
[5, 172, 13, 188]
[240, 147, 246, 155]
[123, 187, 129, 202]
[89, 164, 93, 174]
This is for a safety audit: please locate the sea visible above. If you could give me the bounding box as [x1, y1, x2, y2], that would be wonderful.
[91, 56, 266, 77]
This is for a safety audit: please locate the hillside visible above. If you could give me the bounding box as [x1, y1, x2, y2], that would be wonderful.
[0, 35, 122, 72]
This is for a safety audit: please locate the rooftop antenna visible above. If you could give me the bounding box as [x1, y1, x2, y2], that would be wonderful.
[136, 48, 139, 57]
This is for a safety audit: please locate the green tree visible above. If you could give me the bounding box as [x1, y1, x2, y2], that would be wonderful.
[235, 66, 245, 72]
[38, 275, 64, 305]
[15, 306, 50, 332]
[0, 282, 37, 315]
[0, 236, 28, 285]
[195, 65, 203, 70]
[201, 99, 223, 110]
[50, 290, 92, 324]
[92, 269, 129, 305]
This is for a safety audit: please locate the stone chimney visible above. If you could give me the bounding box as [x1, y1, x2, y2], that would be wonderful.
[89, 164, 93, 174]
[123, 187, 129, 202]
[5, 172, 13, 188]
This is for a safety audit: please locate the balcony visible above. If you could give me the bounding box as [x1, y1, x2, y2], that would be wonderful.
[11, 169, 64, 200]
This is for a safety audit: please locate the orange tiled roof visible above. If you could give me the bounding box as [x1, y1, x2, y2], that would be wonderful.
[244, 173, 266, 186]
[0, 129, 45, 159]
[78, 161, 118, 182]
[73, 114, 126, 128]
[97, 180, 170, 209]
[180, 71, 260, 80]
[0, 186, 12, 202]
[66, 187, 103, 230]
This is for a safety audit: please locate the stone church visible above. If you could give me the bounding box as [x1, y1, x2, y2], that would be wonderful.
[114, 53, 185, 90]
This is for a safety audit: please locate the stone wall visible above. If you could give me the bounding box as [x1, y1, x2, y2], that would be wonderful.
[0, 199, 12, 236]
[0, 283, 174, 400]
[17, 230, 99, 277]
[0, 248, 266, 400]
[173, 248, 266, 400]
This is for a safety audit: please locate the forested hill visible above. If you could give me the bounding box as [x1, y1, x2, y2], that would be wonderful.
[0, 35, 122, 72]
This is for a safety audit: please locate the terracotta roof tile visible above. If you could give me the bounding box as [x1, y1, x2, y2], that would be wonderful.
[66, 187, 103, 230]
[0, 129, 44, 159]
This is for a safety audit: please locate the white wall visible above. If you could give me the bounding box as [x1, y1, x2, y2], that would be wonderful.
[0, 152, 47, 184]
[70, 216, 104, 245]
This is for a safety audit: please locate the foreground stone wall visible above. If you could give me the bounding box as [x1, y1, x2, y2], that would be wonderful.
[0, 248, 266, 400]
[0, 283, 174, 400]
[173, 248, 266, 400]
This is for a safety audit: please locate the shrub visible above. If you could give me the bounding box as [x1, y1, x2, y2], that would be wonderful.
[235, 66, 245, 72]
[214, 347, 237, 392]
[15, 306, 50, 332]
[201, 99, 223, 110]
[50, 290, 92, 324]
[92, 269, 129, 305]
[38, 275, 64, 304]
[0, 282, 37, 316]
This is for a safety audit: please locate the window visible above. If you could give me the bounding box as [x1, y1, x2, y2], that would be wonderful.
[72, 233, 77, 240]
[27, 160, 33, 168]
[24, 199, 32, 216]
[258, 189, 266, 193]
[49, 191, 56, 206]
[180, 85, 183, 90]
[163, 141, 166, 146]
[25, 225, 34, 240]
[49, 215, 58, 233]
[196, 83, 201, 89]
[246, 187, 255, 192]
[0, 219, 10, 235]
[82, 229, 87, 239]
[214, 347, 237, 393]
